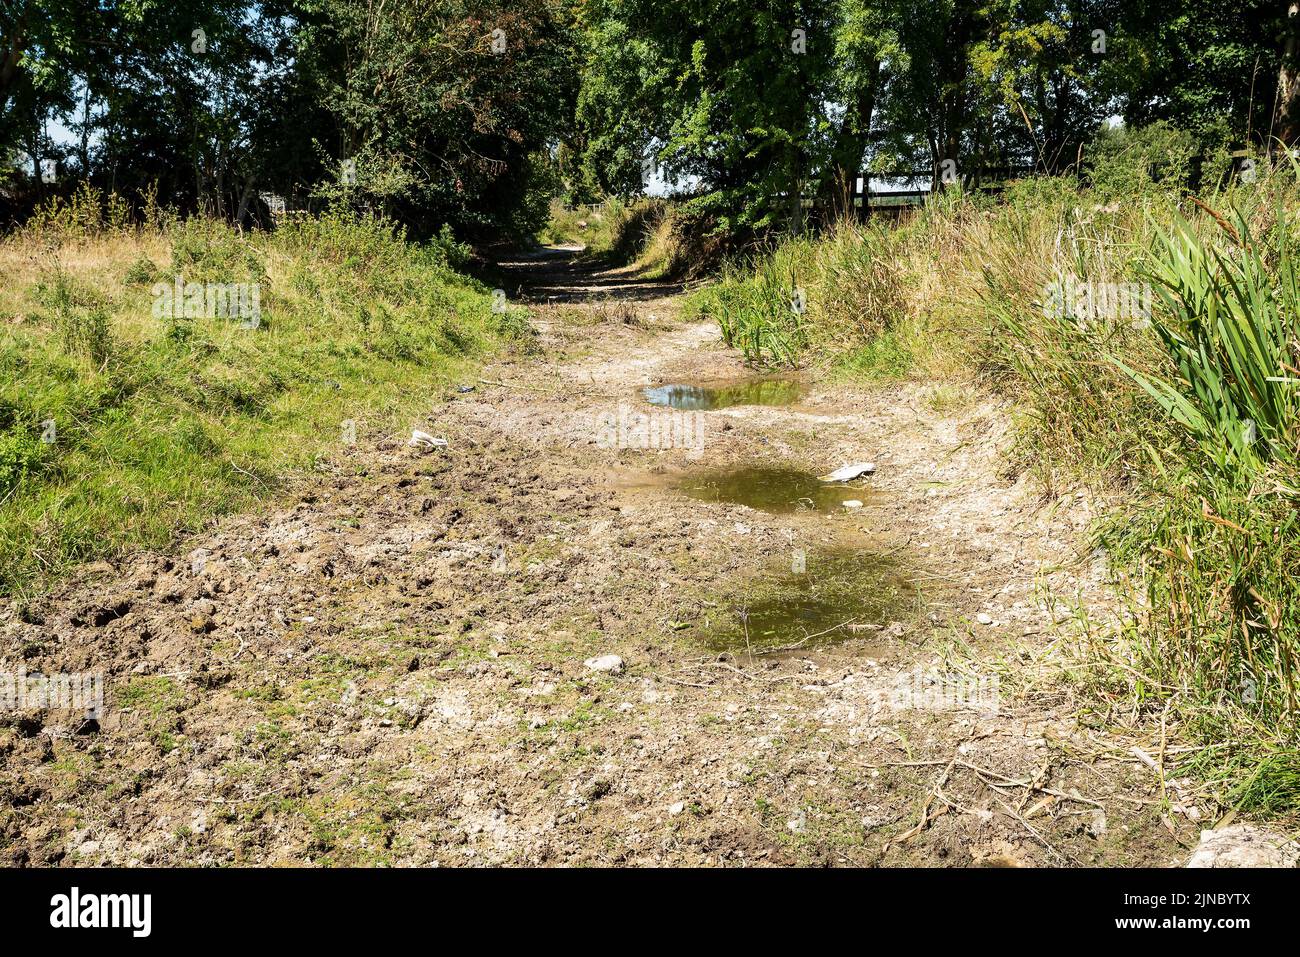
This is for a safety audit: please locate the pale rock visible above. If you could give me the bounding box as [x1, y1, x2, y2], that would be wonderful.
[1186, 825, 1300, 868]
[584, 654, 625, 674]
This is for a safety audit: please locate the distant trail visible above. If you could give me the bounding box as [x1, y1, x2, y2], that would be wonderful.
[0, 247, 1193, 868]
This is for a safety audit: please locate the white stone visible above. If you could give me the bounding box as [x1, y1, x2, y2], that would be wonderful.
[584, 654, 625, 674]
[1186, 825, 1300, 868]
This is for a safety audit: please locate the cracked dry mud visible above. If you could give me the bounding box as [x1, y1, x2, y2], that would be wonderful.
[1, 250, 1194, 867]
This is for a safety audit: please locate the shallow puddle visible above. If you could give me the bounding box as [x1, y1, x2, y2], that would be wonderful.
[676, 466, 876, 514]
[692, 549, 917, 654]
[642, 378, 803, 411]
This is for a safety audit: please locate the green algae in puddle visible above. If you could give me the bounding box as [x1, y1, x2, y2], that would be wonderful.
[677, 466, 875, 514]
[694, 550, 917, 654]
[642, 379, 803, 411]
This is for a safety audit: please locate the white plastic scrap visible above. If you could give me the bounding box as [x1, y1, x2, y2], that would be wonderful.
[409, 430, 448, 449]
[820, 462, 876, 482]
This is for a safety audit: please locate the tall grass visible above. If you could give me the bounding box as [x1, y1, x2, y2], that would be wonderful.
[538, 197, 625, 250]
[1121, 204, 1300, 472]
[687, 222, 915, 372]
[1102, 194, 1300, 767]
[697, 244, 811, 366]
[0, 189, 529, 597]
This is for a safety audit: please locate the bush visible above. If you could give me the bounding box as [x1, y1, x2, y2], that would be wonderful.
[24, 182, 133, 240]
[170, 217, 265, 283]
[1086, 121, 1198, 203]
[32, 270, 116, 367]
[687, 240, 813, 366]
[124, 256, 158, 286]
[688, 218, 910, 371]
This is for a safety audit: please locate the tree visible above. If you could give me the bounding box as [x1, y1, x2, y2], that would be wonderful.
[577, 0, 908, 229]
[1121, 0, 1287, 149]
[817, 1, 904, 218]
[1, 0, 103, 206]
[1275, 2, 1300, 147]
[297, 0, 580, 237]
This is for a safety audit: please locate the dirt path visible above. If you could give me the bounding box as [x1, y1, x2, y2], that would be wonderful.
[1, 250, 1194, 867]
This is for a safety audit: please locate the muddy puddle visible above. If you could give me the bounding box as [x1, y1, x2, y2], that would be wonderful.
[690, 548, 918, 654]
[676, 466, 877, 514]
[642, 378, 803, 411]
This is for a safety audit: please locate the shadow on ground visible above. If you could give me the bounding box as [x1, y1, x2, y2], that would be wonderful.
[492, 245, 685, 304]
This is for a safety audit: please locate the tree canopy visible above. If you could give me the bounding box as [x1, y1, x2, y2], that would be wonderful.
[3, 0, 1298, 235]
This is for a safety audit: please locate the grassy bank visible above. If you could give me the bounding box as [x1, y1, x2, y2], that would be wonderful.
[0, 187, 529, 598]
[540, 196, 724, 279]
[687, 153, 1300, 813]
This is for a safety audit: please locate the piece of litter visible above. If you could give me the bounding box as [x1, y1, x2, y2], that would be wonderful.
[409, 430, 448, 449]
[842, 500, 863, 508]
[820, 462, 876, 482]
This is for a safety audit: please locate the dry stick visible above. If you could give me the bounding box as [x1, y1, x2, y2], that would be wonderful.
[992, 793, 1075, 865]
[706, 662, 801, 683]
[1071, 656, 1181, 693]
[885, 754, 959, 850]
[755, 616, 861, 655]
[230, 461, 270, 490]
[478, 376, 619, 400]
[883, 736, 982, 853]
[754, 636, 809, 655]
[874, 753, 1102, 863]
[195, 783, 293, 805]
[658, 661, 802, 686]
[1018, 760, 1051, 816]
[477, 377, 565, 395]
[1158, 700, 1171, 805]
[658, 674, 713, 689]
[875, 757, 1108, 812]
